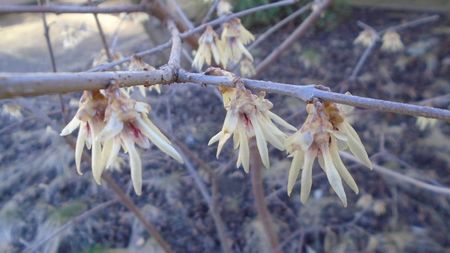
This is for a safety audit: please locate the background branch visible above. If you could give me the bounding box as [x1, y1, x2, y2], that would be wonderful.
[0, 4, 149, 14]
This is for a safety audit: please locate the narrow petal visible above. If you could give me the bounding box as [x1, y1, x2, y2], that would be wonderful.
[322, 145, 347, 207]
[342, 121, 372, 169]
[91, 138, 104, 185]
[138, 86, 147, 97]
[107, 138, 121, 168]
[136, 117, 184, 163]
[301, 150, 316, 204]
[142, 115, 171, 144]
[267, 111, 297, 131]
[330, 139, 359, 193]
[208, 132, 221, 145]
[101, 139, 113, 169]
[258, 116, 285, 151]
[75, 123, 87, 175]
[60, 116, 81, 136]
[124, 138, 142, 195]
[216, 132, 232, 158]
[287, 151, 304, 196]
[233, 130, 240, 150]
[238, 124, 250, 173]
[251, 114, 270, 168]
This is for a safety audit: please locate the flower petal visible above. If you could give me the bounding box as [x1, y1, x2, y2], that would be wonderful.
[124, 138, 142, 195]
[97, 113, 124, 142]
[322, 145, 347, 207]
[342, 121, 372, 169]
[75, 123, 87, 175]
[136, 117, 183, 163]
[238, 123, 250, 173]
[267, 111, 297, 131]
[251, 114, 270, 168]
[301, 150, 316, 204]
[60, 116, 81, 136]
[287, 151, 304, 196]
[330, 139, 359, 193]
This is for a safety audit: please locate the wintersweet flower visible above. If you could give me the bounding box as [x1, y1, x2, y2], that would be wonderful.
[381, 30, 404, 52]
[208, 84, 296, 172]
[96, 88, 183, 195]
[128, 56, 161, 96]
[192, 26, 222, 71]
[219, 18, 254, 68]
[217, 0, 232, 16]
[60, 90, 108, 180]
[286, 100, 372, 207]
[240, 56, 256, 77]
[354, 28, 378, 47]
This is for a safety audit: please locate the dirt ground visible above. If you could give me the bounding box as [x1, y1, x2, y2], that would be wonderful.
[0, 3, 449, 253]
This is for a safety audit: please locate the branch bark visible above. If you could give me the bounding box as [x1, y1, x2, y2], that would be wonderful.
[0, 4, 150, 14]
[1, 70, 450, 121]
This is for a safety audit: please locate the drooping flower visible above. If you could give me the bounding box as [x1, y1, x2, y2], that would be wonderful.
[219, 18, 254, 68]
[381, 30, 404, 52]
[354, 28, 378, 47]
[2, 104, 22, 118]
[208, 83, 296, 172]
[192, 26, 222, 71]
[416, 117, 437, 131]
[128, 56, 161, 96]
[96, 88, 183, 195]
[240, 56, 256, 77]
[60, 90, 108, 181]
[285, 100, 372, 207]
[217, 0, 232, 16]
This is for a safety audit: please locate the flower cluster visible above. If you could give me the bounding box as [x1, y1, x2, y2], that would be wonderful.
[208, 82, 296, 172]
[285, 100, 372, 206]
[193, 18, 255, 73]
[61, 89, 183, 195]
[381, 30, 404, 52]
[354, 28, 378, 47]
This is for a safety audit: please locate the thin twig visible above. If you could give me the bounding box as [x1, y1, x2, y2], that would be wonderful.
[249, 3, 312, 50]
[0, 4, 149, 13]
[255, 0, 332, 75]
[24, 200, 118, 253]
[201, 0, 220, 24]
[88, 0, 113, 61]
[167, 20, 182, 68]
[38, 0, 66, 121]
[102, 174, 175, 253]
[250, 140, 282, 253]
[340, 152, 450, 196]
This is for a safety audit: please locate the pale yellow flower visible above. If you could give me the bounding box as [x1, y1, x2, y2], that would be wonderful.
[192, 26, 222, 70]
[96, 89, 183, 195]
[2, 104, 22, 118]
[354, 28, 378, 47]
[128, 56, 161, 96]
[217, 0, 232, 16]
[240, 56, 256, 77]
[381, 31, 404, 52]
[219, 18, 254, 68]
[60, 91, 108, 180]
[416, 117, 437, 130]
[209, 85, 296, 172]
[286, 100, 372, 207]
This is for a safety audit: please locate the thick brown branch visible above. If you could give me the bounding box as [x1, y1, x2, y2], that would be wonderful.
[256, 0, 333, 75]
[0, 4, 149, 14]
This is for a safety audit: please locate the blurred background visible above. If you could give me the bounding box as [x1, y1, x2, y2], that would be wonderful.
[0, 0, 449, 252]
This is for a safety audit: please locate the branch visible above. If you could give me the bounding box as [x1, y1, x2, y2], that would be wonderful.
[0, 4, 150, 14]
[167, 20, 182, 68]
[250, 140, 282, 253]
[255, 0, 332, 75]
[88, 0, 297, 72]
[1, 70, 450, 121]
[88, 0, 113, 61]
